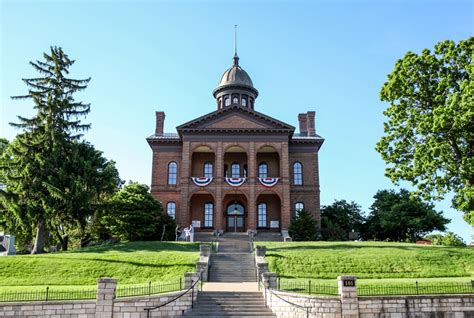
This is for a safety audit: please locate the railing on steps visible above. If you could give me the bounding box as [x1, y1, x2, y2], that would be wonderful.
[259, 278, 311, 318]
[144, 273, 201, 318]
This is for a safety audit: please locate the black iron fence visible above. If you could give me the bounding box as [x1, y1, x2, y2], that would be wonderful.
[277, 278, 338, 296]
[116, 279, 183, 298]
[358, 281, 474, 296]
[0, 287, 96, 302]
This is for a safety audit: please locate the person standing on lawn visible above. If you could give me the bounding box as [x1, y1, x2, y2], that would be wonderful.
[184, 226, 191, 242]
[189, 223, 194, 242]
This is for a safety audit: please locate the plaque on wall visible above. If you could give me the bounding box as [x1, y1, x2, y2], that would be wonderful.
[270, 221, 279, 228]
[192, 220, 201, 228]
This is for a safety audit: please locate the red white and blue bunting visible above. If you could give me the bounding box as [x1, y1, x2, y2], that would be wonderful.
[258, 177, 279, 187]
[191, 177, 213, 187]
[225, 177, 246, 187]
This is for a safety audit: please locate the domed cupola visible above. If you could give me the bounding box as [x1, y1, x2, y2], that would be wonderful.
[213, 53, 259, 110]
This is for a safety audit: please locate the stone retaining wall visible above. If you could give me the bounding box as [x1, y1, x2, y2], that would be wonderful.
[0, 300, 96, 318]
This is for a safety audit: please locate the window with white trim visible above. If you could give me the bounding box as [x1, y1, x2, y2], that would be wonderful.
[231, 163, 240, 178]
[168, 162, 177, 185]
[295, 202, 304, 216]
[258, 203, 267, 227]
[203, 162, 213, 178]
[167, 202, 176, 220]
[258, 162, 268, 178]
[204, 202, 213, 227]
[293, 162, 303, 185]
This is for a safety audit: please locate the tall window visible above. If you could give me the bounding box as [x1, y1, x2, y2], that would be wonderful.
[204, 202, 213, 227]
[168, 162, 177, 185]
[167, 202, 176, 220]
[242, 98, 247, 107]
[224, 97, 230, 106]
[233, 97, 239, 104]
[293, 162, 303, 185]
[258, 162, 268, 178]
[295, 202, 304, 216]
[231, 162, 240, 178]
[258, 203, 267, 227]
[203, 162, 213, 178]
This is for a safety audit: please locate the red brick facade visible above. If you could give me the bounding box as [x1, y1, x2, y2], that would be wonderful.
[147, 55, 323, 233]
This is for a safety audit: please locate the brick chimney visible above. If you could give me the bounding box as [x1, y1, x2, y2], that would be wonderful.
[307, 111, 316, 136]
[298, 113, 308, 136]
[155, 111, 165, 136]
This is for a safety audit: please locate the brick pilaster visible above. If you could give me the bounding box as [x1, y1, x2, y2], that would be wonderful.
[248, 142, 256, 230]
[180, 142, 191, 226]
[215, 141, 223, 231]
[280, 142, 291, 230]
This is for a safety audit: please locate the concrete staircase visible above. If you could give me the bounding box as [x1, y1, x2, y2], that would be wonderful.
[182, 291, 275, 317]
[209, 253, 256, 282]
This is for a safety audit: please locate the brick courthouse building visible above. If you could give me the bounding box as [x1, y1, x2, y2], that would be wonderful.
[147, 53, 324, 234]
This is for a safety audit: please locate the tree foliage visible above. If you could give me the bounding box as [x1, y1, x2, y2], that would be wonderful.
[321, 200, 365, 241]
[364, 189, 449, 242]
[376, 37, 474, 224]
[0, 46, 120, 253]
[288, 209, 319, 241]
[101, 183, 175, 241]
[425, 231, 466, 246]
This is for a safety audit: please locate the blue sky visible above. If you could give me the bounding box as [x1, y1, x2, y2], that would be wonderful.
[1, 0, 472, 242]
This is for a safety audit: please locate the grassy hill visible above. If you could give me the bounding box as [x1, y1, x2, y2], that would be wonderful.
[262, 241, 474, 281]
[0, 241, 199, 292]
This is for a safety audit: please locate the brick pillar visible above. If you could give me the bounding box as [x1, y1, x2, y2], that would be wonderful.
[155, 111, 165, 135]
[307, 111, 316, 136]
[215, 142, 223, 232]
[298, 113, 308, 136]
[248, 142, 256, 231]
[95, 278, 116, 318]
[280, 142, 291, 231]
[338, 276, 359, 318]
[180, 142, 191, 226]
[262, 272, 278, 289]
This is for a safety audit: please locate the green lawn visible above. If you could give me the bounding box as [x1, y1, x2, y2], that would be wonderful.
[0, 241, 199, 293]
[262, 241, 474, 280]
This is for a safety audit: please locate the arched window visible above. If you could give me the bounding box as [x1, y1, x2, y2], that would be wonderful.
[258, 203, 267, 228]
[233, 97, 239, 104]
[224, 97, 230, 106]
[258, 162, 268, 178]
[167, 202, 176, 220]
[295, 202, 304, 216]
[203, 162, 213, 178]
[204, 202, 214, 227]
[231, 162, 240, 178]
[168, 162, 177, 185]
[241, 98, 247, 107]
[293, 162, 303, 185]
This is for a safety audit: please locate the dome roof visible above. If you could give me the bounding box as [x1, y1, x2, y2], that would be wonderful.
[217, 55, 254, 88]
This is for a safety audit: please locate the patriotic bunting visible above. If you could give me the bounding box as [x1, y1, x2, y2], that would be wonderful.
[225, 177, 246, 187]
[258, 177, 279, 187]
[191, 177, 213, 187]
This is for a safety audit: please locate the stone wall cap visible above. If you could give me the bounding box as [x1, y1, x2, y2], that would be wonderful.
[97, 278, 117, 283]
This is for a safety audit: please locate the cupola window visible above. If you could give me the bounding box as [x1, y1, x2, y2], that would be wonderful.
[242, 98, 247, 107]
[233, 97, 239, 104]
[225, 97, 230, 106]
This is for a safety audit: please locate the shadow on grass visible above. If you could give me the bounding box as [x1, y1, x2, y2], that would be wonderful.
[49, 256, 196, 269]
[67, 241, 201, 254]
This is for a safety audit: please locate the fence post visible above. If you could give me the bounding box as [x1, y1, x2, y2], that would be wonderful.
[278, 277, 280, 290]
[45, 286, 49, 301]
[338, 276, 359, 318]
[148, 281, 151, 296]
[180, 277, 182, 290]
[309, 280, 312, 295]
[191, 281, 194, 309]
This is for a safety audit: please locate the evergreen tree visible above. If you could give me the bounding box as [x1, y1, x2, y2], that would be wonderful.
[0, 46, 110, 253]
[288, 209, 319, 241]
[321, 200, 365, 241]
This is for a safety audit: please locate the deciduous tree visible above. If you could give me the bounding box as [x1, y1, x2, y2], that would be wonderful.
[321, 200, 365, 241]
[377, 37, 473, 224]
[364, 189, 449, 242]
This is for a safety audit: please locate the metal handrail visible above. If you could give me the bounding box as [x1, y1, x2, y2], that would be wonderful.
[259, 279, 311, 318]
[144, 276, 200, 318]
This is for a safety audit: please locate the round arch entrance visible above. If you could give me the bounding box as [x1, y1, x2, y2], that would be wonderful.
[226, 202, 245, 232]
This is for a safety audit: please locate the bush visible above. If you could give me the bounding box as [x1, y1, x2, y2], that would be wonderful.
[425, 231, 466, 246]
[288, 209, 319, 241]
[101, 183, 175, 241]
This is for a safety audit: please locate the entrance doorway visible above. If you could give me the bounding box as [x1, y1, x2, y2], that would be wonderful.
[226, 202, 245, 232]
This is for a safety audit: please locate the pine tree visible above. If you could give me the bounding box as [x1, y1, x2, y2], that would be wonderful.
[288, 209, 319, 241]
[2, 47, 92, 253]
